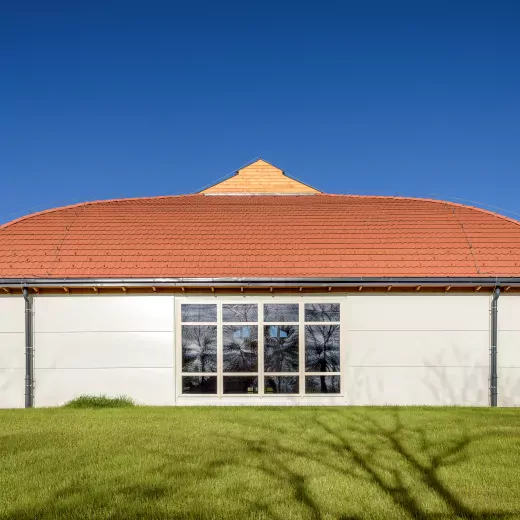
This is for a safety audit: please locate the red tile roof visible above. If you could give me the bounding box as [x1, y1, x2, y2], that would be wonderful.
[1, 194, 520, 279]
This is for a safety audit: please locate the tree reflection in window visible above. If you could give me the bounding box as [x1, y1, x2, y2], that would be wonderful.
[223, 325, 258, 372]
[305, 303, 340, 322]
[223, 377, 258, 394]
[264, 325, 299, 372]
[182, 376, 217, 394]
[264, 304, 299, 322]
[305, 375, 340, 394]
[222, 304, 258, 322]
[264, 376, 299, 394]
[181, 304, 217, 322]
[182, 325, 217, 372]
[305, 325, 340, 372]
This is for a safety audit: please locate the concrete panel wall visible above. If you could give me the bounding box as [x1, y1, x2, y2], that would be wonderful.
[498, 295, 520, 406]
[344, 294, 491, 406]
[2, 291, 512, 408]
[0, 296, 25, 408]
[33, 295, 175, 406]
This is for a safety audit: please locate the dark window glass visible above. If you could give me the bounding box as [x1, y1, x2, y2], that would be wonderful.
[223, 325, 258, 372]
[305, 376, 340, 394]
[264, 325, 299, 372]
[223, 377, 258, 394]
[264, 376, 299, 394]
[181, 304, 217, 322]
[223, 304, 258, 322]
[181, 325, 217, 372]
[305, 303, 340, 322]
[182, 376, 217, 394]
[264, 304, 299, 322]
[305, 325, 340, 372]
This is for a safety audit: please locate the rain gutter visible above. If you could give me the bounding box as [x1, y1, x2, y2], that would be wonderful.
[2, 276, 520, 288]
[490, 286, 501, 407]
[22, 287, 34, 408]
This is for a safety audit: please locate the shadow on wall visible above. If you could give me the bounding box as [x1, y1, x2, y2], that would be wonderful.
[498, 370, 520, 407]
[423, 348, 487, 406]
[346, 346, 488, 406]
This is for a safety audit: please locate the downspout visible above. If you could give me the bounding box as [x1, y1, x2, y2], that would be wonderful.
[23, 287, 34, 408]
[490, 285, 500, 407]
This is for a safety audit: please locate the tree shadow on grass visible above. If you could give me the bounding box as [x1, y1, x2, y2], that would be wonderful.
[220, 409, 520, 520]
[1, 449, 231, 520]
[2, 481, 218, 520]
[3, 409, 519, 520]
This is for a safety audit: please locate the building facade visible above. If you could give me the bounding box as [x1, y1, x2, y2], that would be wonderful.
[1, 159, 519, 407]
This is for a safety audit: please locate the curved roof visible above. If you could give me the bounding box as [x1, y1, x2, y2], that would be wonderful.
[1, 194, 520, 279]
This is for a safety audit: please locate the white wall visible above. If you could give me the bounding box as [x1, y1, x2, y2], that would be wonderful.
[2, 291, 517, 408]
[33, 295, 175, 406]
[498, 295, 520, 406]
[0, 296, 25, 408]
[344, 293, 491, 406]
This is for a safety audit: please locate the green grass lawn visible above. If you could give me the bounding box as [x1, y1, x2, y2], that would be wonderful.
[1, 407, 519, 519]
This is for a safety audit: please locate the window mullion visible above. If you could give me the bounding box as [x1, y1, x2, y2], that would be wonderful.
[258, 301, 265, 397]
[217, 301, 223, 398]
[299, 301, 304, 397]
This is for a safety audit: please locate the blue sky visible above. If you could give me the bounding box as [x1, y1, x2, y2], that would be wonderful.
[1, 5, 519, 224]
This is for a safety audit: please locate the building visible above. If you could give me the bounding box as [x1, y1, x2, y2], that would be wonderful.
[1, 159, 519, 408]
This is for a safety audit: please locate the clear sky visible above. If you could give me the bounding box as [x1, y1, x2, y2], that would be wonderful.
[1, 4, 519, 225]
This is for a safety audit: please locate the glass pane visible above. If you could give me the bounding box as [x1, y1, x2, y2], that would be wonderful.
[223, 376, 258, 394]
[181, 304, 217, 322]
[223, 304, 258, 322]
[182, 325, 217, 372]
[305, 303, 340, 322]
[264, 303, 299, 322]
[305, 325, 340, 372]
[264, 325, 299, 372]
[223, 325, 258, 372]
[182, 376, 217, 394]
[305, 376, 340, 394]
[264, 376, 299, 394]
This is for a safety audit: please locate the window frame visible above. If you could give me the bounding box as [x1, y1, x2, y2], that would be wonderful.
[176, 296, 345, 398]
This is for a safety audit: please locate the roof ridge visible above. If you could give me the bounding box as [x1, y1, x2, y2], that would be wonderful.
[446, 203, 482, 276]
[325, 193, 520, 228]
[44, 205, 85, 277]
[0, 193, 201, 232]
[196, 157, 262, 193]
[1, 193, 519, 233]
[283, 171, 323, 194]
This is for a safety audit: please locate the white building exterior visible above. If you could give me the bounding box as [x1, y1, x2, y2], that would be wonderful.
[1, 292, 518, 407]
[1, 159, 519, 408]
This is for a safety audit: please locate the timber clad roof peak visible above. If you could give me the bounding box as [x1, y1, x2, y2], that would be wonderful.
[200, 159, 320, 194]
[1, 194, 520, 279]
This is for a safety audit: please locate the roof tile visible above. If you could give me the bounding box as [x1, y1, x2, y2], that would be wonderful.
[1, 194, 520, 278]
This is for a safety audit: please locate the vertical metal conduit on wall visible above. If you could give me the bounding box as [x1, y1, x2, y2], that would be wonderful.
[490, 286, 500, 407]
[23, 287, 34, 408]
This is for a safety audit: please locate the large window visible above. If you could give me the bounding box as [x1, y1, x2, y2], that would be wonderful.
[304, 304, 341, 394]
[179, 301, 341, 396]
[222, 304, 259, 394]
[181, 304, 218, 394]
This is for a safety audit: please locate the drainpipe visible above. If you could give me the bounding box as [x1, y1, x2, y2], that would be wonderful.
[23, 287, 34, 408]
[490, 286, 500, 407]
